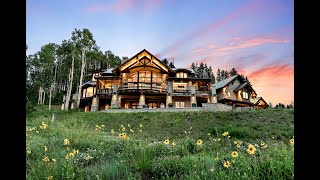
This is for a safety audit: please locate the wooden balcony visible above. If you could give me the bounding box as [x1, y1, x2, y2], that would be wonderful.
[96, 89, 113, 95]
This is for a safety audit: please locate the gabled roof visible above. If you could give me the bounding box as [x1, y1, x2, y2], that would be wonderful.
[172, 68, 195, 74]
[100, 68, 114, 75]
[82, 81, 96, 87]
[112, 49, 174, 74]
[211, 75, 238, 89]
[234, 82, 248, 92]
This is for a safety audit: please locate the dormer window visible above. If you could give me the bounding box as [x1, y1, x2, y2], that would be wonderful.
[176, 72, 188, 78]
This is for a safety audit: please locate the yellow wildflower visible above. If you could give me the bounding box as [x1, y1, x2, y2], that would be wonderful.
[247, 144, 256, 155]
[164, 139, 170, 145]
[231, 151, 238, 158]
[72, 149, 79, 155]
[207, 133, 211, 136]
[139, 129, 142, 133]
[237, 144, 241, 148]
[52, 159, 56, 163]
[223, 161, 231, 168]
[222, 131, 229, 137]
[228, 135, 231, 138]
[172, 141, 176, 146]
[234, 141, 238, 145]
[140, 124, 143, 128]
[65, 152, 75, 160]
[111, 129, 115, 134]
[122, 127, 126, 131]
[44, 146, 48, 152]
[290, 138, 294, 145]
[120, 124, 123, 127]
[47, 176, 53, 180]
[262, 144, 268, 149]
[42, 156, 50, 162]
[40, 122, 48, 130]
[130, 129, 134, 133]
[64, 139, 70, 145]
[197, 139, 203, 145]
[101, 125, 105, 128]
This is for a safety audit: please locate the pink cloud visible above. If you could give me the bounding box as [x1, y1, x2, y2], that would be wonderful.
[247, 64, 294, 105]
[85, 0, 135, 13]
[216, 37, 290, 52]
[158, 0, 262, 56]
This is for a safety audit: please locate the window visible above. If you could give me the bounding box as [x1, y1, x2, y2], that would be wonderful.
[242, 92, 248, 99]
[176, 72, 188, 78]
[227, 92, 231, 98]
[173, 82, 187, 91]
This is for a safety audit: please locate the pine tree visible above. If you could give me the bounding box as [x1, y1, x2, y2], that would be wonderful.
[225, 70, 230, 78]
[204, 63, 208, 78]
[169, 62, 175, 68]
[208, 66, 213, 78]
[221, 70, 225, 80]
[216, 68, 221, 82]
[198, 62, 204, 78]
[162, 58, 169, 65]
[230, 68, 238, 76]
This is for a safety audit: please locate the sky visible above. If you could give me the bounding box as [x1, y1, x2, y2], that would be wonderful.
[26, 0, 294, 106]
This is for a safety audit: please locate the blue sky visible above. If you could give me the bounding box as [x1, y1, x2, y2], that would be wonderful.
[26, 0, 294, 105]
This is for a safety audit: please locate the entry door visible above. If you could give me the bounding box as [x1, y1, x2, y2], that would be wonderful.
[175, 101, 185, 108]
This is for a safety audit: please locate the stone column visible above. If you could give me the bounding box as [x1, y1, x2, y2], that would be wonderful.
[111, 84, 119, 108]
[190, 86, 197, 107]
[90, 95, 99, 111]
[211, 86, 217, 103]
[139, 94, 145, 108]
[166, 81, 173, 107]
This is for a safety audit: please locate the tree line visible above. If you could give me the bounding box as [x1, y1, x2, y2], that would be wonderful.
[26, 28, 122, 110]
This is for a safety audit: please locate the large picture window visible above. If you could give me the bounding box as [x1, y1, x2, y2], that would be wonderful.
[242, 92, 248, 99]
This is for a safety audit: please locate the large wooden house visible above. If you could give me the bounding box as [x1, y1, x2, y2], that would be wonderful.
[64, 49, 268, 111]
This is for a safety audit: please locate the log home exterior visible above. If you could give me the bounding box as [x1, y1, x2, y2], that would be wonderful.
[65, 49, 268, 111]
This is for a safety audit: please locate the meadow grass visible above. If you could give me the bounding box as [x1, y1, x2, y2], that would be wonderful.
[26, 108, 294, 179]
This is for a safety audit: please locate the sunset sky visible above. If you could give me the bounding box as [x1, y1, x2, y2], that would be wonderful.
[26, 0, 294, 106]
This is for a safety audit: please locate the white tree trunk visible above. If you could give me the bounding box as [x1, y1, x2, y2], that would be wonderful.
[77, 48, 86, 108]
[49, 83, 53, 110]
[65, 53, 75, 110]
[38, 86, 41, 105]
[42, 90, 46, 105]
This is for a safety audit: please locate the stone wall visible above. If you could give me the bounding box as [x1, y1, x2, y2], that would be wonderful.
[235, 107, 253, 111]
[201, 103, 233, 111]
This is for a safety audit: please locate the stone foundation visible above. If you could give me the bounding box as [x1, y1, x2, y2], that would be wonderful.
[201, 103, 232, 111]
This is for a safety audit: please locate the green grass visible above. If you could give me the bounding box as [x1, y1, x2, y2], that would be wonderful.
[26, 108, 294, 179]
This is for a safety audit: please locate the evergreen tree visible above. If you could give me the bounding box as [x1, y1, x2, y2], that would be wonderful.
[208, 66, 213, 78]
[216, 68, 221, 82]
[221, 70, 225, 80]
[204, 63, 208, 78]
[211, 74, 216, 84]
[198, 62, 204, 78]
[225, 70, 230, 78]
[230, 68, 238, 76]
[169, 62, 175, 68]
[162, 58, 169, 65]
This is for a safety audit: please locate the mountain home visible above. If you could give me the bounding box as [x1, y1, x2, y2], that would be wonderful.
[62, 49, 268, 111]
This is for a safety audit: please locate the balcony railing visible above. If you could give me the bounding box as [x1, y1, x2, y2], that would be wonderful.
[96, 89, 113, 95]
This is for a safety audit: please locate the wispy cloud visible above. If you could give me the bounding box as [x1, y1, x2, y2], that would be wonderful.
[84, 0, 135, 13]
[216, 36, 290, 52]
[158, 0, 262, 56]
[84, 0, 164, 14]
[246, 64, 294, 105]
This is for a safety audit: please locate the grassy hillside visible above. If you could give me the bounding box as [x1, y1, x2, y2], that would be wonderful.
[26, 108, 294, 179]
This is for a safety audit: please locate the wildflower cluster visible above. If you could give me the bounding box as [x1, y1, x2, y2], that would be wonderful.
[290, 136, 294, 146]
[40, 122, 48, 130]
[95, 124, 105, 133]
[260, 141, 268, 149]
[65, 149, 79, 160]
[118, 133, 128, 140]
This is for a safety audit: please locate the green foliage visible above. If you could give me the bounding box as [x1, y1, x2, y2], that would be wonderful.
[26, 109, 294, 179]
